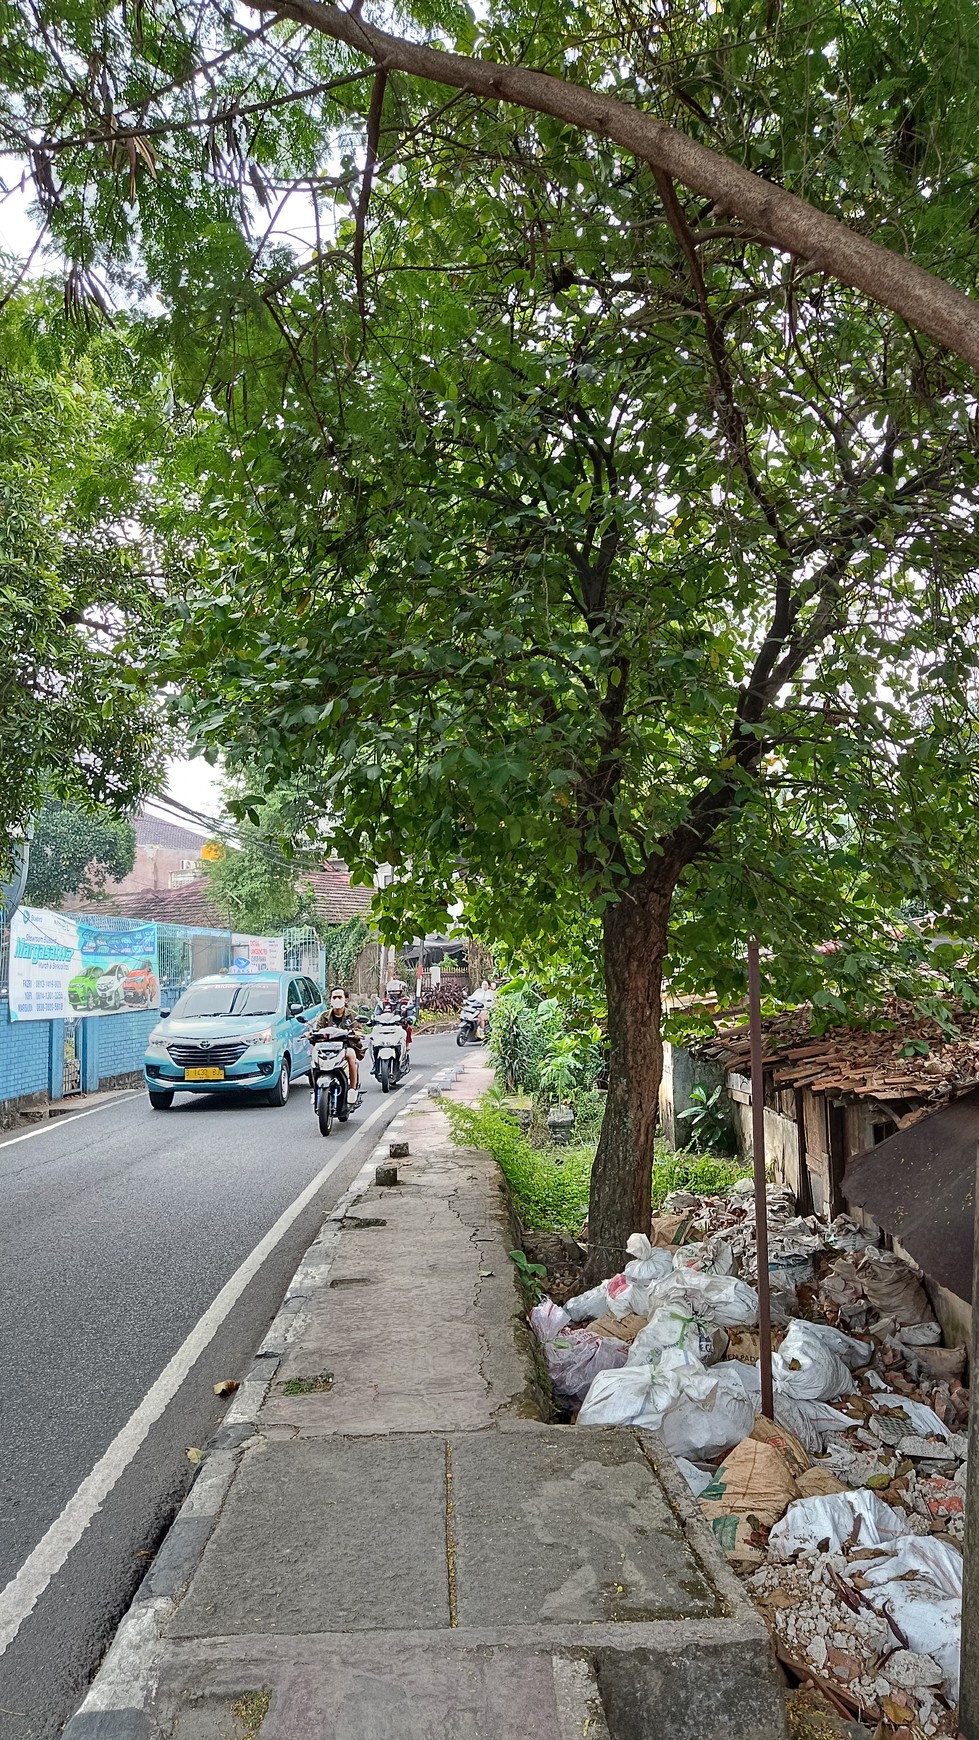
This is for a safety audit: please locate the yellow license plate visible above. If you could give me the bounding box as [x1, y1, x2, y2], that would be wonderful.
[184, 1066, 225, 1081]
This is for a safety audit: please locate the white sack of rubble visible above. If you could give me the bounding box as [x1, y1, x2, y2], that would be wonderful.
[577, 1344, 712, 1429]
[787, 1319, 871, 1370]
[655, 1363, 758, 1460]
[623, 1234, 674, 1285]
[626, 1306, 729, 1369]
[645, 1268, 759, 1328]
[770, 1320, 858, 1403]
[768, 1489, 908, 1559]
[853, 1537, 962, 1699]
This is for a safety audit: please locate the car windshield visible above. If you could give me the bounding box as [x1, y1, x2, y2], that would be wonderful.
[170, 984, 281, 1019]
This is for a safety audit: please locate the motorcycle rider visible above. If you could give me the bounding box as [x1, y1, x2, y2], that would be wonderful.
[380, 978, 415, 1047]
[309, 987, 365, 1097]
[474, 978, 495, 1041]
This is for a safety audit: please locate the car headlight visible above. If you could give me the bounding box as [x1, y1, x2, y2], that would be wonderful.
[146, 1036, 170, 1051]
[247, 1027, 275, 1046]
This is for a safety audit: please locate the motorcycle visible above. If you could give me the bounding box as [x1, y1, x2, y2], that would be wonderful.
[309, 1026, 362, 1136]
[370, 1009, 410, 1092]
[457, 994, 489, 1047]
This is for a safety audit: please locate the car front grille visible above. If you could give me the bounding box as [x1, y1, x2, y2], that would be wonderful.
[167, 1041, 250, 1068]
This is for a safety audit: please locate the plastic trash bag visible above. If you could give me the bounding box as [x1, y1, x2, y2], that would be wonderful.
[771, 1319, 858, 1403]
[675, 1456, 712, 1498]
[767, 1489, 908, 1559]
[852, 1537, 962, 1699]
[529, 1300, 628, 1405]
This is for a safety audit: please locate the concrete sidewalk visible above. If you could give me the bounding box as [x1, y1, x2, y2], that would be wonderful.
[67, 1062, 787, 1740]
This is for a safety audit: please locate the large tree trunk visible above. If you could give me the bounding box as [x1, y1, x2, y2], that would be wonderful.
[585, 879, 671, 1284]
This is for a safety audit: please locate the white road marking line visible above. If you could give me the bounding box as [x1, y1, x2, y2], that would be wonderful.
[0, 1095, 136, 1151]
[0, 1088, 398, 1658]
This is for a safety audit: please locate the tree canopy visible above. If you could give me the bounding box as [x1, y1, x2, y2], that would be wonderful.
[23, 799, 136, 906]
[203, 785, 325, 936]
[0, 285, 187, 875]
[6, 0, 979, 1265]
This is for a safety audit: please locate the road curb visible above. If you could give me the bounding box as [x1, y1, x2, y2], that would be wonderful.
[62, 1070, 462, 1737]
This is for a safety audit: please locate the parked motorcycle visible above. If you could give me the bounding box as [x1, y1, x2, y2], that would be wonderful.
[370, 1009, 410, 1092]
[309, 1026, 361, 1136]
[457, 994, 489, 1047]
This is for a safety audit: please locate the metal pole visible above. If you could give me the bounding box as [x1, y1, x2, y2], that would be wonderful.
[748, 937, 775, 1420]
[958, 1140, 979, 1737]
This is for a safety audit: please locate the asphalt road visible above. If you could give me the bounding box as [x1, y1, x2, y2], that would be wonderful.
[0, 1031, 460, 1739]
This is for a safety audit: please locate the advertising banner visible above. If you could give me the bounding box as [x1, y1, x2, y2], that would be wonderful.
[9, 907, 161, 1022]
[231, 934, 285, 974]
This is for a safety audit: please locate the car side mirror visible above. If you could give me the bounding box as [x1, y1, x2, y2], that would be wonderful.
[288, 1001, 303, 1018]
[160, 1007, 171, 1019]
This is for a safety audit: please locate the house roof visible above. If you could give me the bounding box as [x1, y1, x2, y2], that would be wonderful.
[69, 860, 374, 931]
[700, 996, 979, 1125]
[304, 867, 374, 925]
[134, 813, 210, 852]
[843, 1087, 979, 1302]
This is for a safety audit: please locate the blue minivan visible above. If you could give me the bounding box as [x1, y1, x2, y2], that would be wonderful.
[143, 971, 325, 1110]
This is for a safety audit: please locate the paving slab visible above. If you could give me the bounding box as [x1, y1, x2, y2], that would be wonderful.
[172, 1436, 449, 1636]
[451, 1426, 720, 1626]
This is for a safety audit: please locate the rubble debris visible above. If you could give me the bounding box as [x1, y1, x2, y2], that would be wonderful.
[527, 1170, 970, 1737]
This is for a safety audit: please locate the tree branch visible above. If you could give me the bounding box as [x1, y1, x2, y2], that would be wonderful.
[254, 0, 979, 368]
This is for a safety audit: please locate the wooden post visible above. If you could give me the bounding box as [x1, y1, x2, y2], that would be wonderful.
[958, 1142, 979, 1737]
[748, 937, 774, 1421]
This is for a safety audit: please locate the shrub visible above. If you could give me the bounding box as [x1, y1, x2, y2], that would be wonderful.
[420, 980, 467, 1014]
[445, 1099, 593, 1234]
[490, 982, 603, 1099]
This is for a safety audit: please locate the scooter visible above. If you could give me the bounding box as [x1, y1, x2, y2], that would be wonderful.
[309, 1026, 362, 1136]
[370, 1009, 410, 1092]
[457, 994, 489, 1047]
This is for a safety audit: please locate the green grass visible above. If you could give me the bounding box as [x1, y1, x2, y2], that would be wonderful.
[650, 1149, 751, 1209]
[445, 1100, 592, 1233]
[231, 1691, 271, 1738]
[445, 1097, 751, 1234]
[279, 1372, 334, 1395]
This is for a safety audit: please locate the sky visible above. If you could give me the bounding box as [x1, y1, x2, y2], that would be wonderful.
[162, 757, 225, 833]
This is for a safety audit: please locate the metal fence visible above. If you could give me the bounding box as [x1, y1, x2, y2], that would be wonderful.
[0, 913, 330, 1003]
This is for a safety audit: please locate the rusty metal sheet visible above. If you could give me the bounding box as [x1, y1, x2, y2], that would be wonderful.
[843, 1086, 979, 1303]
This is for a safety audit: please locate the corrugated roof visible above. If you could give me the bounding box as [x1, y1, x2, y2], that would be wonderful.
[843, 1088, 979, 1302]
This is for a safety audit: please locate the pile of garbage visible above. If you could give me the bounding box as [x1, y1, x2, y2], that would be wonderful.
[527, 1181, 969, 1733]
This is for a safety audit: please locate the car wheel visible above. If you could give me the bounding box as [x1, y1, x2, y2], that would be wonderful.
[266, 1055, 291, 1107]
[148, 1090, 174, 1110]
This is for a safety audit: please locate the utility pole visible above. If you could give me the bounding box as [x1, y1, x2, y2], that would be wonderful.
[747, 937, 775, 1420]
[958, 1142, 979, 1736]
